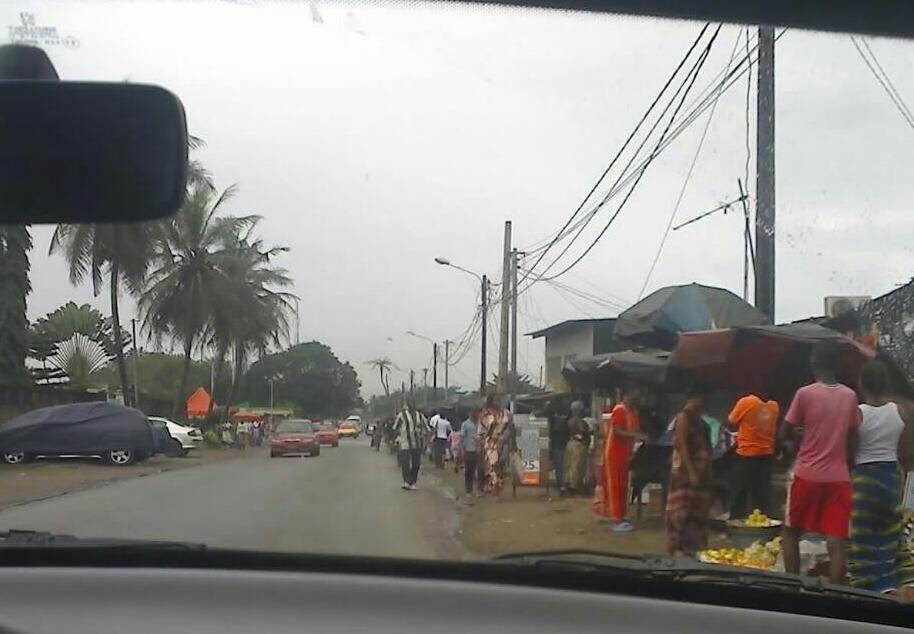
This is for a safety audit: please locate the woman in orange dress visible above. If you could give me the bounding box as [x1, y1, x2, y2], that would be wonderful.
[593, 385, 646, 532]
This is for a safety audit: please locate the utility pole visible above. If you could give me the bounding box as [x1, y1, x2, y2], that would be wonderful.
[432, 342, 438, 392]
[130, 318, 139, 409]
[443, 340, 451, 401]
[480, 275, 488, 395]
[497, 221, 512, 394]
[409, 370, 415, 395]
[422, 368, 428, 405]
[509, 248, 519, 413]
[755, 26, 776, 321]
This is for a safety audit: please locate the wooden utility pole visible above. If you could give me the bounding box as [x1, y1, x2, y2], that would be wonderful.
[497, 221, 512, 394]
[509, 248, 518, 412]
[480, 275, 488, 395]
[443, 340, 451, 401]
[755, 27, 776, 321]
[432, 342, 438, 392]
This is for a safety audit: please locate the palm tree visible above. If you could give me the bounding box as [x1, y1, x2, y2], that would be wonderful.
[48, 333, 110, 389]
[213, 232, 295, 420]
[141, 184, 258, 418]
[49, 223, 153, 405]
[0, 226, 32, 386]
[367, 358, 393, 399]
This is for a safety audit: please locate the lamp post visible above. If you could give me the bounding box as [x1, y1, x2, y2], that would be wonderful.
[434, 257, 488, 395]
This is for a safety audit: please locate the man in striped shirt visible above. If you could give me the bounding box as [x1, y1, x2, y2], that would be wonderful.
[394, 400, 428, 490]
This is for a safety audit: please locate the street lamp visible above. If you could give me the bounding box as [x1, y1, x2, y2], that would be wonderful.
[434, 256, 489, 395]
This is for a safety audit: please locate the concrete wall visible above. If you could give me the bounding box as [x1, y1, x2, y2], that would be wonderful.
[543, 325, 594, 392]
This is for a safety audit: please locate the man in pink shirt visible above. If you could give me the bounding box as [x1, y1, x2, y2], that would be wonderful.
[782, 342, 861, 584]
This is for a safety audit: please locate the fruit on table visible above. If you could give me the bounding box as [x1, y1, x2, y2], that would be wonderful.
[699, 537, 781, 570]
[745, 509, 771, 527]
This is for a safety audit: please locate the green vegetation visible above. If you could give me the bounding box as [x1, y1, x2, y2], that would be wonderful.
[0, 226, 33, 386]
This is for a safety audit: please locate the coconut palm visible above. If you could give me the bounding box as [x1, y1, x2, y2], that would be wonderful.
[212, 233, 295, 420]
[49, 223, 153, 405]
[367, 357, 393, 399]
[0, 226, 32, 386]
[141, 184, 258, 417]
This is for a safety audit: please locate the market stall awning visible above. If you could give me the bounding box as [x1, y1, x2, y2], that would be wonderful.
[614, 283, 769, 349]
[670, 323, 875, 396]
[231, 410, 261, 421]
[563, 349, 670, 388]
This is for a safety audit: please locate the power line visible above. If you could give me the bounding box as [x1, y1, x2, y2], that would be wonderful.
[519, 27, 763, 260]
[519, 28, 786, 292]
[536, 24, 723, 283]
[850, 36, 914, 131]
[637, 28, 742, 299]
[519, 23, 712, 275]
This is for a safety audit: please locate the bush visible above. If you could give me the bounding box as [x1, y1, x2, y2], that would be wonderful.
[203, 430, 222, 448]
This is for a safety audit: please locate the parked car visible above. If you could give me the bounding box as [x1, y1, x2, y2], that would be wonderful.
[338, 421, 360, 439]
[315, 422, 339, 448]
[148, 416, 203, 457]
[0, 402, 156, 466]
[270, 419, 320, 458]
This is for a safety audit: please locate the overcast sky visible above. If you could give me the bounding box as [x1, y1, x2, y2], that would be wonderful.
[8, 1, 914, 396]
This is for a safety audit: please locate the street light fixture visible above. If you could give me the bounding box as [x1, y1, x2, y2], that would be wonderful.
[434, 256, 489, 395]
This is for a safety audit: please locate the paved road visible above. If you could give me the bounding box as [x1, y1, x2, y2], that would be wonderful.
[0, 438, 461, 559]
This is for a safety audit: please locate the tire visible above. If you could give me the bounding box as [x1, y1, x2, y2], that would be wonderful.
[333, 442, 339, 448]
[314, 448, 321, 457]
[105, 448, 136, 466]
[2, 451, 27, 465]
[270, 451, 280, 458]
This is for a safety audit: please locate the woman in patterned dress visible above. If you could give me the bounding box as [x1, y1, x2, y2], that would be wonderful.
[666, 384, 712, 557]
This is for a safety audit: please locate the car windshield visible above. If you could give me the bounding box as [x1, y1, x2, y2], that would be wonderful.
[4, 0, 914, 609]
[276, 421, 313, 434]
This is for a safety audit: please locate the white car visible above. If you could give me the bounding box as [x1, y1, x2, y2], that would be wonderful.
[148, 417, 203, 456]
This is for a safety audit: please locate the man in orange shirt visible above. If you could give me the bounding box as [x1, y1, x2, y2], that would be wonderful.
[727, 394, 779, 519]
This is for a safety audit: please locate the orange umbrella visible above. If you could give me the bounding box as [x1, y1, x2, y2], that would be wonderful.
[185, 387, 212, 418]
[231, 410, 261, 422]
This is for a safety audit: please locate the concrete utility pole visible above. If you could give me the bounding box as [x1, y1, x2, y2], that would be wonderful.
[480, 275, 489, 394]
[432, 342, 438, 392]
[509, 248, 519, 413]
[497, 221, 512, 394]
[443, 340, 451, 401]
[755, 26, 776, 321]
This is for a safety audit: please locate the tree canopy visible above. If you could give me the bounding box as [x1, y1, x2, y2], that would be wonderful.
[243, 342, 362, 419]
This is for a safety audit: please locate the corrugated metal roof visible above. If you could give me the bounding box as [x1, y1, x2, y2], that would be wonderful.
[526, 317, 616, 339]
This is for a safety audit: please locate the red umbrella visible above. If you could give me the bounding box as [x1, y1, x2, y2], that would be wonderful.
[231, 410, 261, 422]
[670, 323, 874, 397]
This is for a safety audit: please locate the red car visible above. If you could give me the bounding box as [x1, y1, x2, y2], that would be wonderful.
[270, 419, 320, 458]
[315, 423, 339, 448]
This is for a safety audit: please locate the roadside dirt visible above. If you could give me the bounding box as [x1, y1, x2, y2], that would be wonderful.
[0, 447, 245, 511]
[427, 461, 723, 559]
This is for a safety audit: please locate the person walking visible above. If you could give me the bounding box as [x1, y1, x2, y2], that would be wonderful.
[564, 401, 589, 494]
[429, 410, 452, 470]
[449, 423, 463, 474]
[461, 408, 481, 496]
[848, 360, 914, 592]
[546, 402, 569, 495]
[394, 400, 427, 490]
[480, 395, 510, 495]
[781, 342, 861, 585]
[596, 385, 647, 533]
[727, 394, 779, 519]
[236, 420, 251, 450]
[666, 384, 713, 557]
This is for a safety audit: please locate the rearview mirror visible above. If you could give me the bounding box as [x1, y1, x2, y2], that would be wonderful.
[0, 81, 188, 223]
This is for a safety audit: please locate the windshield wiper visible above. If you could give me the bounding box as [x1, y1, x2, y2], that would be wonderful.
[491, 549, 903, 605]
[0, 529, 205, 550]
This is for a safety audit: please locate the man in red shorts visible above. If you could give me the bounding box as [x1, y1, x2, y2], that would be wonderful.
[782, 342, 860, 584]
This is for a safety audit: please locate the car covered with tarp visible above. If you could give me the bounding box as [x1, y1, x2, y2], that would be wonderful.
[0, 401, 157, 466]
